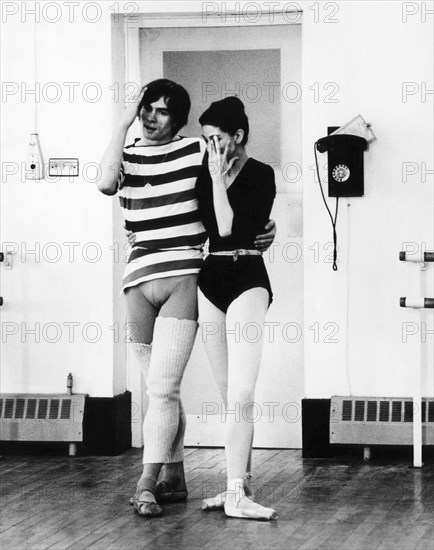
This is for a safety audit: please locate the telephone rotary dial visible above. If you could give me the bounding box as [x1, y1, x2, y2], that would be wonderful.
[332, 164, 350, 183]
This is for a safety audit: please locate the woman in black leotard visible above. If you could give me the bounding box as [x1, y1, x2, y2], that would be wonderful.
[196, 97, 277, 521]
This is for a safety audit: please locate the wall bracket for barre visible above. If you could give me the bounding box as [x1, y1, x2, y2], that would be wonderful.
[399, 251, 434, 263]
[400, 297, 434, 309]
[0, 251, 13, 269]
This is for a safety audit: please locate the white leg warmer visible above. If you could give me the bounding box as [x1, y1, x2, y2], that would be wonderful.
[131, 342, 152, 382]
[166, 399, 186, 463]
[142, 317, 198, 464]
[131, 341, 188, 464]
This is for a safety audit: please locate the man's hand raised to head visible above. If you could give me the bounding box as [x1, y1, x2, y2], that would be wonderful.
[119, 86, 147, 130]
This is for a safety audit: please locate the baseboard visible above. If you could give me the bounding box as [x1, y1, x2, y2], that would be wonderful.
[302, 398, 434, 460]
[0, 391, 131, 457]
[302, 398, 332, 457]
[185, 414, 300, 448]
[82, 391, 131, 456]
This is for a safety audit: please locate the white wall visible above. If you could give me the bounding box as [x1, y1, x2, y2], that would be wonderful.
[302, 1, 434, 397]
[1, 4, 115, 396]
[1, 1, 433, 402]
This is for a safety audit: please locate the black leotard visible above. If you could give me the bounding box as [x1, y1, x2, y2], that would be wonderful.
[196, 157, 276, 313]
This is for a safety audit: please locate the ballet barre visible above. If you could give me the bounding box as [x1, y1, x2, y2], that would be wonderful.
[399, 249, 433, 467]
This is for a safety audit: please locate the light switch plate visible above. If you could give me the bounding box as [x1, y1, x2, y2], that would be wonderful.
[49, 158, 79, 177]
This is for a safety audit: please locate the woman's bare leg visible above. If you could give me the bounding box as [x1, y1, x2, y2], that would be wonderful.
[223, 288, 277, 520]
[198, 289, 254, 511]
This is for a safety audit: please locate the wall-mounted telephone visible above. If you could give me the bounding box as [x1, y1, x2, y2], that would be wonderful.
[316, 134, 368, 197]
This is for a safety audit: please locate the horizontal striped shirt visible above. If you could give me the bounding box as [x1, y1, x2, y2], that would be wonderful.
[117, 136, 207, 291]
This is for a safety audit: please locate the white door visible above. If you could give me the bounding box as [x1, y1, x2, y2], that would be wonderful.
[124, 17, 303, 448]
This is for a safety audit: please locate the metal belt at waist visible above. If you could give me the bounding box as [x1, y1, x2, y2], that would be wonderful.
[209, 249, 262, 262]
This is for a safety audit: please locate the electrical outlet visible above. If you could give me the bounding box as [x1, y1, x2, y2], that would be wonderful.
[49, 158, 79, 177]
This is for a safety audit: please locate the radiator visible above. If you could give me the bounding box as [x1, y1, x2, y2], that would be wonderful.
[0, 393, 85, 447]
[330, 396, 434, 445]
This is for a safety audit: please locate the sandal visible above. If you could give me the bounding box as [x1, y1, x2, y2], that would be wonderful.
[129, 482, 188, 506]
[155, 480, 188, 503]
[132, 490, 163, 517]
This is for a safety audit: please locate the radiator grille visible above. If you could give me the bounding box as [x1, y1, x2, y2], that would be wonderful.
[38, 399, 48, 419]
[355, 400, 365, 421]
[392, 401, 402, 422]
[4, 399, 14, 419]
[0, 393, 86, 443]
[330, 396, 434, 445]
[429, 402, 434, 422]
[342, 400, 352, 420]
[49, 399, 60, 420]
[0, 396, 76, 421]
[15, 399, 25, 419]
[367, 401, 377, 421]
[26, 399, 37, 419]
[404, 402, 413, 423]
[379, 401, 389, 422]
[334, 398, 433, 423]
[61, 399, 71, 420]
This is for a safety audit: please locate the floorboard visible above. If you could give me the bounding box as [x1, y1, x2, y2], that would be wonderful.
[0, 449, 432, 550]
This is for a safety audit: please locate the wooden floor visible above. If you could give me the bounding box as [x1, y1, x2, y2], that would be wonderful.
[0, 448, 433, 550]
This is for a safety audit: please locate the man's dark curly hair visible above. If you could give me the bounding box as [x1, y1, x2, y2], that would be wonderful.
[138, 79, 191, 136]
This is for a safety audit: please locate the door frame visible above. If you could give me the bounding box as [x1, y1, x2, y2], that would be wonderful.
[123, 8, 303, 105]
[115, 9, 304, 447]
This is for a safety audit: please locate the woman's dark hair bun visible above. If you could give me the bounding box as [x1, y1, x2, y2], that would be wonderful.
[199, 95, 249, 145]
[223, 96, 245, 111]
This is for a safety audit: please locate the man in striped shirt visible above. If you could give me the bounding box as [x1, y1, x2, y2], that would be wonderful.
[97, 79, 275, 518]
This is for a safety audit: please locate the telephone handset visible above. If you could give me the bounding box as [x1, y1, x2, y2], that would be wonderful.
[316, 134, 368, 197]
